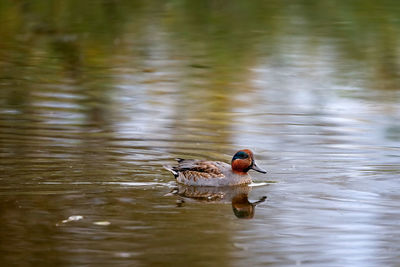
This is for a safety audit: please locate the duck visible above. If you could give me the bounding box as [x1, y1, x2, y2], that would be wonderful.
[164, 149, 267, 186]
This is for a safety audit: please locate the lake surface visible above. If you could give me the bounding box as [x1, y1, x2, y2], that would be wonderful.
[1, 1, 400, 266]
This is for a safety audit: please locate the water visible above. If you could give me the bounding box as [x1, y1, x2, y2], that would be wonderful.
[1, 1, 400, 266]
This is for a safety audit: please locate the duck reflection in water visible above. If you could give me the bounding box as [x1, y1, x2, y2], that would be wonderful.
[231, 193, 267, 219]
[169, 184, 267, 219]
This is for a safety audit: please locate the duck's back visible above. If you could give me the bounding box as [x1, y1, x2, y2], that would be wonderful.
[166, 159, 251, 186]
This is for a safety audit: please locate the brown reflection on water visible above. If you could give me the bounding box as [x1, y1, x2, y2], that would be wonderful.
[170, 184, 267, 219]
[232, 193, 267, 219]
[172, 184, 252, 201]
[0, 185, 242, 266]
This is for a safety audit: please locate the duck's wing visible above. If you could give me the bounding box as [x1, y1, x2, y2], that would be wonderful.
[167, 159, 227, 179]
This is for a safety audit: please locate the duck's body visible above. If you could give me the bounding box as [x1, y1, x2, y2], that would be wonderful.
[170, 159, 252, 186]
[164, 149, 266, 187]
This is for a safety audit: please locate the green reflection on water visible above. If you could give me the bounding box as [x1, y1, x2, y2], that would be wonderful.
[1, 0, 400, 95]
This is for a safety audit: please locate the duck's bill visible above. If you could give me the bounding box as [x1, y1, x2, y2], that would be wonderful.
[251, 163, 267, 174]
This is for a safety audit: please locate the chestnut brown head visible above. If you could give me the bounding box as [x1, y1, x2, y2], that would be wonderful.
[231, 149, 267, 175]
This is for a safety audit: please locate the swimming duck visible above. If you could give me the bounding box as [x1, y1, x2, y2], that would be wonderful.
[164, 149, 267, 186]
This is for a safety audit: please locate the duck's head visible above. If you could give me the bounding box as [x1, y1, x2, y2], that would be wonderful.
[231, 149, 267, 175]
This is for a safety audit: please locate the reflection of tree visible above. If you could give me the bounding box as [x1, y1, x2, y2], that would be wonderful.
[164, 0, 400, 90]
[0, 0, 136, 182]
[1, 0, 400, 117]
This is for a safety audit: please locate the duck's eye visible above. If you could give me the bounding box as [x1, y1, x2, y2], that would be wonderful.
[234, 151, 249, 159]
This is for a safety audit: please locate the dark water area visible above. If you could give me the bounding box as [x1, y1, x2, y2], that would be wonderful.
[1, 0, 400, 266]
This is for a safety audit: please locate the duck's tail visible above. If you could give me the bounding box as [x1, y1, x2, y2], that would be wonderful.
[163, 165, 178, 178]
